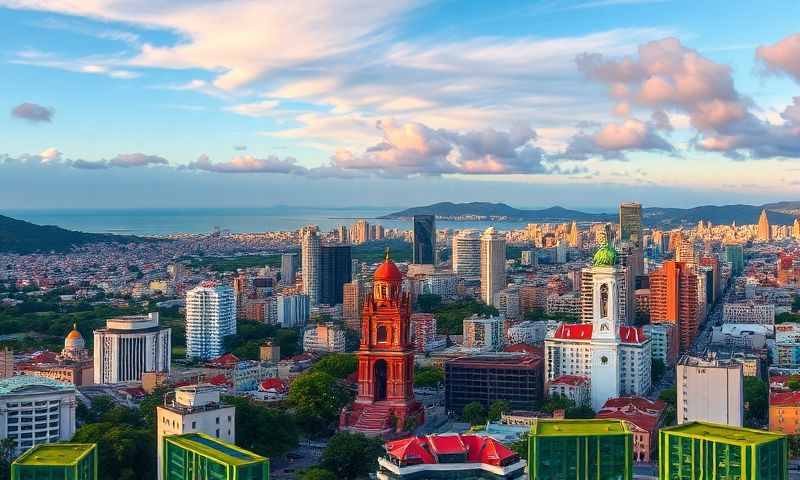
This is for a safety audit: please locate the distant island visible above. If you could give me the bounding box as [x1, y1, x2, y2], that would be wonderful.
[382, 201, 800, 227]
[0, 214, 151, 254]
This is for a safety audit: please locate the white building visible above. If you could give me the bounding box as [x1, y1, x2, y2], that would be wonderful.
[452, 229, 482, 277]
[493, 288, 520, 320]
[480, 227, 506, 305]
[642, 322, 677, 366]
[186, 284, 236, 360]
[301, 227, 321, 305]
[462, 314, 505, 352]
[773, 323, 800, 367]
[93, 312, 171, 384]
[545, 292, 581, 317]
[0, 376, 77, 456]
[722, 302, 775, 325]
[548, 375, 591, 407]
[156, 384, 235, 480]
[520, 250, 537, 267]
[677, 355, 743, 427]
[506, 320, 558, 346]
[303, 323, 347, 353]
[277, 293, 310, 328]
[420, 271, 458, 299]
[711, 324, 770, 350]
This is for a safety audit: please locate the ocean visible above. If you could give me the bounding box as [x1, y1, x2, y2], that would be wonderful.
[1, 207, 538, 236]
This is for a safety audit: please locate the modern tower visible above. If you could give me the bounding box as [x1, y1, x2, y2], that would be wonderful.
[161, 433, 268, 480]
[351, 219, 370, 244]
[281, 252, 298, 285]
[758, 209, 772, 242]
[301, 227, 321, 305]
[452, 229, 481, 277]
[480, 227, 506, 305]
[619, 202, 642, 248]
[185, 283, 236, 360]
[649, 261, 699, 352]
[793, 218, 800, 239]
[93, 312, 171, 383]
[319, 244, 352, 305]
[412, 214, 436, 265]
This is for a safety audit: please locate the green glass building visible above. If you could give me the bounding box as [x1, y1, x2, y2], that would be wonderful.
[11, 443, 97, 480]
[163, 433, 268, 480]
[725, 244, 745, 275]
[528, 419, 633, 480]
[659, 422, 787, 480]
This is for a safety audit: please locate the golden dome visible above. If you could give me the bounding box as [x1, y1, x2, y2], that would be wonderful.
[65, 324, 84, 342]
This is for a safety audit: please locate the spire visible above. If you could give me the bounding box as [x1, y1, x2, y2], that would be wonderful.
[384, 246, 391, 261]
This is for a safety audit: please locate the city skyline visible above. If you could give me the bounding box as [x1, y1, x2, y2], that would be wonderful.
[2, 1, 800, 208]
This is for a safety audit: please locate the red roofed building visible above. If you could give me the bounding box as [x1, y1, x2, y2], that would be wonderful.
[378, 434, 526, 480]
[596, 396, 666, 463]
[548, 375, 591, 407]
[770, 391, 800, 435]
[206, 353, 240, 369]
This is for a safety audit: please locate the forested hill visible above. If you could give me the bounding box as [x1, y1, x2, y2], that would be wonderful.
[0, 214, 148, 253]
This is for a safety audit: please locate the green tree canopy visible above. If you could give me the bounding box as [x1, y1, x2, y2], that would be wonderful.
[488, 400, 511, 422]
[312, 353, 357, 379]
[72, 422, 154, 480]
[320, 432, 385, 480]
[223, 396, 299, 458]
[288, 371, 350, 435]
[744, 376, 769, 427]
[299, 468, 338, 480]
[462, 401, 486, 425]
[414, 366, 444, 388]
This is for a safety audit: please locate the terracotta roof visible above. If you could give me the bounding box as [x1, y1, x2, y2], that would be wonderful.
[207, 374, 231, 387]
[551, 324, 647, 344]
[771, 391, 800, 406]
[258, 378, 288, 393]
[385, 434, 518, 467]
[207, 353, 240, 368]
[503, 343, 542, 354]
[596, 396, 666, 433]
[374, 258, 403, 282]
[550, 375, 590, 387]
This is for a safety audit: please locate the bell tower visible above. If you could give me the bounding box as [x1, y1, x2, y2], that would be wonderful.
[590, 242, 623, 411]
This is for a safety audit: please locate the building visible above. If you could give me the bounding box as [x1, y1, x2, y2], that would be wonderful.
[545, 292, 581, 317]
[259, 341, 280, 363]
[659, 422, 787, 480]
[281, 252, 298, 285]
[17, 325, 94, 386]
[726, 244, 745, 275]
[156, 384, 236, 480]
[711, 323, 769, 350]
[462, 314, 505, 352]
[642, 322, 679, 366]
[93, 312, 171, 383]
[758, 208, 772, 242]
[596, 397, 666, 463]
[303, 323, 347, 353]
[452, 229, 482, 277]
[506, 320, 552, 346]
[649, 260, 699, 351]
[677, 355, 743, 426]
[774, 323, 800, 367]
[352, 219, 370, 244]
[547, 375, 590, 407]
[319, 244, 352, 305]
[519, 285, 546, 313]
[342, 281, 362, 331]
[301, 227, 321, 305]
[770, 391, 800, 435]
[185, 284, 236, 360]
[580, 266, 631, 325]
[412, 214, 436, 265]
[444, 352, 544, 414]
[411, 313, 445, 353]
[723, 302, 775, 325]
[340, 254, 424, 434]
[0, 376, 77, 456]
[528, 419, 633, 480]
[162, 433, 268, 480]
[276, 293, 309, 328]
[378, 434, 526, 480]
[619, 202, 642, 248]
[11, 444, 97, 480]
[419, 271, 458, 299]
[0, 348, 11, 379]
[337, 224, 349, 244]
[480, 227, 506, 305]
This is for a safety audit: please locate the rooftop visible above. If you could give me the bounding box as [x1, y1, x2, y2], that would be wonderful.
[661, 422, 785, 446]
[13, 444, 95, 467]
[165, 433, 267, 466]
[530, 419, 631, 437]
[0, 375, 74, 395]
[448, 352, 542, 368]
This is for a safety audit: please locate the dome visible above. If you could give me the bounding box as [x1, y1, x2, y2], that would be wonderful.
[64, 324, 85, 349]
[374, 251, 403, 282]
[592, 243, 618, 267]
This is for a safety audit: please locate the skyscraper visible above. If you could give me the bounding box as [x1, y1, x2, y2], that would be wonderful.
[94, 312, 171, 383]
[480, 227, 506, 305]
[452, 229, 481, 277]
[337, 224, 349, 244]
[758, 208, 772, 242]
[319, 244, 352, 305]
[351, 219, 370, 244]
[281, 252, 298, 285]
[649, 261, 699, 352]
[412, 214, 436, 265]
[725, 243, 745, 275]
[301, 227, 321, 305]
[793, 218, 800, 239]
[619, 202, 642, 248]
[185, 284, 236, 360]
[342, 281, 362, 331]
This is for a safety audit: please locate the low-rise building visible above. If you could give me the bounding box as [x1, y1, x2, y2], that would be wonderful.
[723, 302, 776, 325]
[303, 323, 347, 353]
[162, 433, 268, 480]
[677, 354, 743, 427]
[462, 314, 505, 352]
[411, 313, 446, 353]
[11, 443, 97, 480]
[545, 292, 581, 317]
[596, 396, 666, 463]
[774, 323, 800, 367]
[547, 375, 590, 407]
[770, 390, 800, 435]
[711, 323, 770, 350]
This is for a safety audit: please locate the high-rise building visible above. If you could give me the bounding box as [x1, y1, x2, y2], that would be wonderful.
[412, 214, 436, 265]
[700, 255, 721, 304]
[567, 220, 580, 248]
[677, 355, 743, 426]
[162, 433, 268, 480]
[480, 227, 506, 305]
[793, 218, 800, 239]
[725, 243, 745, 275]
[277, 293, 309, 328]
[342, 281, 362, 331]
[337, 224, 349, 244]
[319, 244, 352, 305]
[649, 261, 699, 352]
[93, 312, 171, 383]
[619, 202, 642, 248]
[185, 284, 236, 360]
[676, 237, 697, 266]
[351, 219, 370, 244]
[281, 252, 298, 285]
[452, 229, 481, 277]
[758, 208, 772, 242]
[301, 227, 321, 305]
[11, 444, 97, 480]
[0, 347, 12, 379]
[303, 323, 347, 353]
[156, 384, 236, 480]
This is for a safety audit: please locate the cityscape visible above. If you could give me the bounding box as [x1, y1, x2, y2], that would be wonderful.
[3, 1, 800, 480]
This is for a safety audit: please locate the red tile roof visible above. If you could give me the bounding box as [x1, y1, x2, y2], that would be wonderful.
[428, 434, 466, 456]
[258, 378, 288, 393]
[385, 434, 518, 467]
[771, 391, 800, 406]
[550, 375, 589, 387]
[207, 353, 240, 369]
[207, 374, 232, 387]
[551, 324, 647, 344]
[596, 396, 666, 433]
[503, 343, 542, 354]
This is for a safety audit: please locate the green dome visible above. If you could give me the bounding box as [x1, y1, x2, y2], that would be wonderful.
[593, 243, 618, 266]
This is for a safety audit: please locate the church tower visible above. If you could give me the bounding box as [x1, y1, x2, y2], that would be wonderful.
[590, 242, 623, 411]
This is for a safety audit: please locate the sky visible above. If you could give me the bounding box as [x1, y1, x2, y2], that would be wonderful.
[2, 0, 800, 210]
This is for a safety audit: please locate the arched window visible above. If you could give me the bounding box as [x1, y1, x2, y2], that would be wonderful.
[599, 283, 609, 319]
[377, 325, 388, 342]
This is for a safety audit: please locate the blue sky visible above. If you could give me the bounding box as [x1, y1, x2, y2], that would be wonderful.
[1, 0, 800, 209]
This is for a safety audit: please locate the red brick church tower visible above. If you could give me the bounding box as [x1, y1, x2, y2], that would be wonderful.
[339, 253, 424, 435]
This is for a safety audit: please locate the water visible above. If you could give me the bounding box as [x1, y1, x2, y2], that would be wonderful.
[0, 207, 539, 236]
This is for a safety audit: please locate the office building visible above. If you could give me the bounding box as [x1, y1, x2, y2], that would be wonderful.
[758, 208, 772, 242]
[452, 229, 482, 277]
[351, 219, 370, 244]
[0, 376, 77, 456]
[93, 312, 171, 383]
[528, 419, 633, 480]
[156, 384, 236, 480]
[462, 314, 505, 352]
[677, 355, 743, 426]
[162, 433, 268, 480]
[619, 202, 642, 248]
[649, 261, 699, 351]
[726, 244, 745, 275]
[319, 244, 352, 305]
[444, 353, 544, 414]
[378, 434, 525, 480]
[342, 281, 362, 331]
[723, 302, 775, 325]
[277, 293, 309, 328]
[301, 227, 321, 305]
[412, 214, 436, 265]
[11, 444, 97, 480]
[303, 323, 347, 353]
[700, 256, 721, 304]
[480, 227, 506, 305]
[642, 322, 679, 366]
[185, 284, 236, 360]
[337, 224, 349, 244]
[494, 288, 520, 320]
[659, 422, 787, 480]
[281, 253, 298, 285]
[596, 397, 666, 463]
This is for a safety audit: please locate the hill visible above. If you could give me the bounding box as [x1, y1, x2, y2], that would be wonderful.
[381, 202, 613, 222]
[0, 214, 150, 253]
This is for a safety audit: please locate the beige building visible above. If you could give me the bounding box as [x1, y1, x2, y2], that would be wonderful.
[677, 355, 743, 427]
[0, 348, 13, 379]
[480, 227, 506, 305]
[156, 384, 236, 480]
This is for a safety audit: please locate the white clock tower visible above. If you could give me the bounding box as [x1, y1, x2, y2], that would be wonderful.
[590, 243, 623, 411]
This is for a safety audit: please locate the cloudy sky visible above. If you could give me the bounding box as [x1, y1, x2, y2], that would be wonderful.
[2, 0, 800, 209]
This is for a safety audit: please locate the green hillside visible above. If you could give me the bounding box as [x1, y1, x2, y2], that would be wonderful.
[0, 214, 149, 253]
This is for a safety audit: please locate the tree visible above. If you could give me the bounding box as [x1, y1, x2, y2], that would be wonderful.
[0, 438, 15, 480]
[659, 387, 677, 407]
[462, 401, 486, 425]
[299, 468, 338, 480]
[222, 397, 298, 458]
[744, 376, 768, 427]
[788, 379, 800, 391]
[72, 422, 155, 480]
[288, 371, 350, 435]
[789, 435, 800, 458]
[321, 432, 384, 480]
[651, 358, 666, 384]
[566, 406, 595, 419]
[541, 394, 574, 413]
[414, 366, 444, 388]
[510, 436, 528, 460]
[312, 353, 357, 379]
[416, 294, 442, 313]
[488, 400, 511, 422]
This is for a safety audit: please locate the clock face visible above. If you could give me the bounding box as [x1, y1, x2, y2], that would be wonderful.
[601, 356, 608, 365]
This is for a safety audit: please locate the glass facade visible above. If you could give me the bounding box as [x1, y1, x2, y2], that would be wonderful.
[319, 245, 352, 305]
[11, 444, 97, 480]
[530, 434, 631, 480]
[163, 434, 268, 480]
[619, 203, 642, 249]
[412, 215, 436, 265]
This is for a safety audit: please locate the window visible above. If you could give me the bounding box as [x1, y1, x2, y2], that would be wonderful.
[377, 325, 388, 342]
